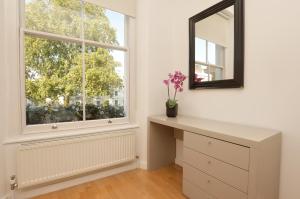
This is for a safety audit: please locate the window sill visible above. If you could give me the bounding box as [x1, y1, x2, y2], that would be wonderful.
[3, 123, 139, 145]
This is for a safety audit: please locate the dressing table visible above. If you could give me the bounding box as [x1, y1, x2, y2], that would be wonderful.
[148, 115, 281, 199]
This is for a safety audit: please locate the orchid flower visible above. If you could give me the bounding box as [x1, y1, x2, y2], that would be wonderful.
[163, 70, 187, 108]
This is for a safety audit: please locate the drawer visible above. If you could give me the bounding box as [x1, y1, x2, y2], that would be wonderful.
[183, 163, 248, 199]
[183, 179, 216, 199]
[184, 131, 250, 170]
[184, 147, 249, 193]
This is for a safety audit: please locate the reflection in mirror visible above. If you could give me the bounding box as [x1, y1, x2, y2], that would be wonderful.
[194, 6, 234, 82]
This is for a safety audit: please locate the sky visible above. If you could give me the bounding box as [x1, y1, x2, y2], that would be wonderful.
[195, 37, 216, 65]
[105, 9, 125, 78]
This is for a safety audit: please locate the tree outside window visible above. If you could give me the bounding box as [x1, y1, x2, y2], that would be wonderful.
[24, 0, 127, 125]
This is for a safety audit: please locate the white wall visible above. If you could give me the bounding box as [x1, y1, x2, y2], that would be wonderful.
[0, 0, 8, 197]
[0, 145, 6, 197]
[225, 17, 234, 79]
[136, 0, 300, 198]
[135, 0, 174, 168]
[195, 14, 230, 47]
[1, 1, 20, 196]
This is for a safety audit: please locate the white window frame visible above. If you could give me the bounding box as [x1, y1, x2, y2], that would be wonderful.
[195, 38, 225, 81]
[19, 0, 135, 134]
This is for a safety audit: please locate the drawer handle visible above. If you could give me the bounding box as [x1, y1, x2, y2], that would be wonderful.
[207, 180, 211, 184]
[208, 160, 212, 165]
[52, 124, 58, 129]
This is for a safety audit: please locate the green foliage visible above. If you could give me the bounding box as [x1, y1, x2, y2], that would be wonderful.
[166, 99, 178, 108]
[26, 104, 125, 125]
[25, 0, 122, 107]
[84, 48, 123, 97]
[85, 103, 125, 120]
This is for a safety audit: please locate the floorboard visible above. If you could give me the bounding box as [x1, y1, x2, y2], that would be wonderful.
[32, 165, 187, 199]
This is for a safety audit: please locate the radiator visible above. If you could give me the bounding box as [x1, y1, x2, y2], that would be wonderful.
[17, 132, 135, 189]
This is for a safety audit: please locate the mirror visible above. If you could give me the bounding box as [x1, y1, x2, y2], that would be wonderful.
[189, 0, 244, 89]
[195, 6, 234, 81]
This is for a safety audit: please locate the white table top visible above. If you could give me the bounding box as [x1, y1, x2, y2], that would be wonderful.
[149, 115, 281, 147]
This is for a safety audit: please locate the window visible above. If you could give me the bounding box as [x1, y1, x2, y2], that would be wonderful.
[21, 0, 130, 130]
[195, 37, 225, 81]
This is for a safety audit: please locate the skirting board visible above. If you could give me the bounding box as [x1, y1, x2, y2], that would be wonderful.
[139, 160, 148, 170]
[175, 158, 183, 167]
[0, 193, 12, 199]
[139, 159, 181, 170]
[15, 161, 138, 199]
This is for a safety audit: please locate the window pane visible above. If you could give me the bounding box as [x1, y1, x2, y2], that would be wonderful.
[209, 67, 223, 81]
[25, 0, 82, 38]
[84, 2, 125, 46]
[195, 64, 209, 82]
[208, 42, 216, 65]
[195, 38, 206, 63]
[85, 46, 126, 120]
[214, 67, 224, 80]
[25, 35, 83, 125]
[215, 45, 225, 67]
[208, 42, 226, 67]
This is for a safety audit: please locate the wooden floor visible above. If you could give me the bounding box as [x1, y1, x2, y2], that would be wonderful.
[33, 165, 187, 199]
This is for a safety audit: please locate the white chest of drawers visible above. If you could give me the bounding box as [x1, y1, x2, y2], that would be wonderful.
[148, 115, 281, 199]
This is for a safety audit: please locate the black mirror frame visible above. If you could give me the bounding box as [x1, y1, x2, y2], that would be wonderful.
[189, 0, 244, 89]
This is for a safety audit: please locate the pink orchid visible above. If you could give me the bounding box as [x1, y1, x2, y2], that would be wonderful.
[163, 79, 170, 86]
[163, 70, 187, 102]
[194, 74, 203, 83]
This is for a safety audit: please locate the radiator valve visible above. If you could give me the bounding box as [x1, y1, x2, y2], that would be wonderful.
[10, 175, 18, 190]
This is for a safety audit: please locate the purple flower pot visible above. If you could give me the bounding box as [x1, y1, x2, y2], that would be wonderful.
[166, 103, 178, 117]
